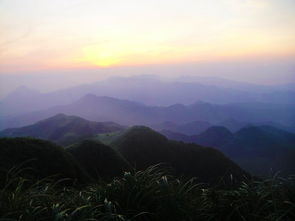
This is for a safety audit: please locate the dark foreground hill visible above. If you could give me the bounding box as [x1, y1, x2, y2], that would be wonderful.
[0, 114, 125, 145]
[222, 126, 295, 176]
[1, 165, 294, 221]
[192, 126, 234, 147]
[110, 126, 249, 184]
[1, 127, 249, 185]
[67, 140, 130, 180]
[0, 137, 88, 184]
[163, 125, 295, 176]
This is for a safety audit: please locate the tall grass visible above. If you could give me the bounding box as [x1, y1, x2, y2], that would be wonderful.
[0, 165, 294, 221]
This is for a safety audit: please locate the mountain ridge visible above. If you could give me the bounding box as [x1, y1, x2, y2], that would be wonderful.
[162, 125, 295, 176]
[2, 76, 294, 117]
[0, 113, 125, 145]
[1, 94, 294, 131]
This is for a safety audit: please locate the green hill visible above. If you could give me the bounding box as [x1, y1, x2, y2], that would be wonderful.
[192, 126, 234, 147]
[111, 126, 249, 184]
[192, 125, 295, 176]
[67, 140, 130, 180]
[0, 137, 88, 184]
[0, 114, 125, 145]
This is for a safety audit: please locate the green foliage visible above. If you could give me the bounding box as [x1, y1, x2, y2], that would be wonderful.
[0, 165, 294, 221]
[67, 140, 130, 181]
[0, 114, 125, 145]
[93, 131, 126, 146]
[193, 125, 295, 176]
[0, 137, 89, 184]
[111, 126, 249, 184]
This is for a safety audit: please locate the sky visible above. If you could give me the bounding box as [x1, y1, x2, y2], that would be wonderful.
[0, 0, 295, 95]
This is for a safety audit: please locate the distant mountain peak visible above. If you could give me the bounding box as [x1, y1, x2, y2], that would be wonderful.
[15, 85, 32, 90]
[0, 114, 125, 145]
[127, 125, 167, 137]
[37, 113, 74, 123]
[76, 94, 114, 105]
[112, 126, 168, 147]
[168, 103, 186, 109]
[204, 126, 233, 134]
[190, 101, 213, 107]
[3, 86, 40, 100]
[79, 93, 99, 102]
[52, 113, 67, 118]
[78, 94, 133, 103]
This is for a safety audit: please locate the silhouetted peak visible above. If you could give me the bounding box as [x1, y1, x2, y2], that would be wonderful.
[82, 94, 126, 102]
[127, 125, 165, 136]
[160, 121, 178, 127]
[257, 125, 285, 132]
[68, 139, 107, 151]
[39, 113, 72, 122]
[190, 101, 213, 108]
[168, 103, 186, 110]
[77, 94, 141, 107]
[235, 126, 263, 135]
[15, 85, 38, 92]
[201, 126, 233, 136]
[52, 113, 67, 118]
[33, 114, 98, 129]
[3, 86, 40, 100]
[160, 129, 190, 142]
[75, 94, 113, 106]
[185, 120, 211, 126]
[80, 93, 99, 102]
[222, 118, 239, 124]
[116, 126, 168, 144]
[235, 125, 292, 138]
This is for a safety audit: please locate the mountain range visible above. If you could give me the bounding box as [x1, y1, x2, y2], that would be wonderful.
[0, 137, 88, 183]
[67, 140, 130, 181]
[0, 75, 294, 179]
[0, 114, 125, 145]
[1, 76, 294, 117]
[1, 94, 294, 132]
[2, 113, 294, 177]
[162, 125, 295, 176]
[151, 121, 213, 135]
[102, 126, 249, 184]
[0, 126, 250, 184]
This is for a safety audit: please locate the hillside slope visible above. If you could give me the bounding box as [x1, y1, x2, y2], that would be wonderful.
[2, 94, 294, 131]
[67, 140, 130, 180]
[110, 126, 249, 184]
[194, 126, 295, 176]
[0, 114, 125, 145]
[0, 137, 88, 183]
[2, 76, 295, 117]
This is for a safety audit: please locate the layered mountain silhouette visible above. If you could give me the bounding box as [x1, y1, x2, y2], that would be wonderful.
[0, 137, 88, 183]
[192, 126, 234, 147]
[0, 114, 125, 145]
[0, 124, 250, 184]
[151, 120, 212, 135]
[162, 125, 295, 176]
[109, 126, 249, 184]
[1, 96, 294, 178]
[2, 76, 294, 117]
[67, 140, 130, 180]
[216, 118, 250, 132]
[160, 129, 193, 142]
[1, 94, 294, 132]
[0, 86, 44, 116]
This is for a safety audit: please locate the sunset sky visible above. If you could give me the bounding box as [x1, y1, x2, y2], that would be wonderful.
[0, 0, 295, 94]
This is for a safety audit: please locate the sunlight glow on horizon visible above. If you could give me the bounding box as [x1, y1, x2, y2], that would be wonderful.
[0, 0, 295, 72]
